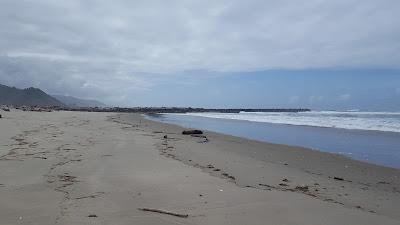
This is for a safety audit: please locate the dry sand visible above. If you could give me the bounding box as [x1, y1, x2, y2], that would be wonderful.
[0, 110, 399, 225]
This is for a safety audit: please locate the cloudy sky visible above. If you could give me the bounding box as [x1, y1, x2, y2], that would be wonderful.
[0, 0, 399, 109]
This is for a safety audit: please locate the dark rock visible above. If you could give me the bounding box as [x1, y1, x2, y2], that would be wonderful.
[88, 214, 98, 218]
[163, 135, 168, 139]
[182, 130, 203, 135]
[0, 114, 2, 118]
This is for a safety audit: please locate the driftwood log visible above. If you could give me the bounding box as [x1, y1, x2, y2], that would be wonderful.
[138, 208, 189, 218]
[182, 130, 203, 135]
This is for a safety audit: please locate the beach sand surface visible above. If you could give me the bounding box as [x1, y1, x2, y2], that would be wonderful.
[0, 110, 399, 225]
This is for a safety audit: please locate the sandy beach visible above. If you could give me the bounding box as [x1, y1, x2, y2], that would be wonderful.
[1, 110, 399, 225]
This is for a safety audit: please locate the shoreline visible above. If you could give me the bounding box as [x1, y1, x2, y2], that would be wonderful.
[153, 115, 400, 169]
[146, 113, 400, 169]
[139, 112, 400, 172]
[1, 110, 399, 224]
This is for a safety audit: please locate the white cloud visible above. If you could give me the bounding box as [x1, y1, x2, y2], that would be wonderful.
[2, 0, 400, 72]
[0, 0, 399, 104]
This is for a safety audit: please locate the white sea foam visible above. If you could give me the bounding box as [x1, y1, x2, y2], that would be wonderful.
[180, 111, 400, 133]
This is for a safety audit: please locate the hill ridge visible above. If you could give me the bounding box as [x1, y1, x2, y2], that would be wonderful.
[0, 84, 65, 107]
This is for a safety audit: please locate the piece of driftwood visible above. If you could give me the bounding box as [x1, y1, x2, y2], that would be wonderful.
[138, 208, 189, 218]
[182, 130, 203, 135]
[333, 176, 344, 181]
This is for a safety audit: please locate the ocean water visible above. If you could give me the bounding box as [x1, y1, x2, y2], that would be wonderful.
[184, 111, 400, 133]
[146, 111, 400, 169]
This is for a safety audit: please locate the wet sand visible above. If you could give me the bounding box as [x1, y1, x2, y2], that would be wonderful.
[0, 110, 399, 225]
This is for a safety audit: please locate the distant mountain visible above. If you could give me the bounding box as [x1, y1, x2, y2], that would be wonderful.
[0, 84, 64, 107]
[52, 95, 106, 107]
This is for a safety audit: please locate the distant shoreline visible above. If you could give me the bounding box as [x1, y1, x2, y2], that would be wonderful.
[2, 104, 310, 114]
[64, 107, 311, 114]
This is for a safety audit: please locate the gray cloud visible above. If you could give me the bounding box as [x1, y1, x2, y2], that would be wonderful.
[0, 0, 399, 105]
